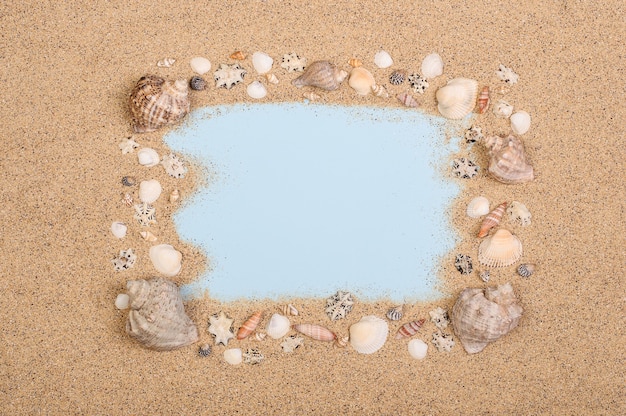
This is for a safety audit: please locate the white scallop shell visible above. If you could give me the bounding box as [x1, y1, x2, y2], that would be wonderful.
[138, 179, 162, 204]
[190, 56, 211, 75]
[246, 81, 267, 99]
[510, 111, 531, 135]
[373, 50, 393, 68]
[223, 348, 243, 365]
[137, 148, 160, 167]
[421, 53, 444, 79]
[348, 67, 376, 96]
[478, 229, 523, 268]
[407, 339, 428, 359]
[115, 293, 130, 310]
[111, 221, 128, 239]
[466, 196, 490, 218]
[349, 315, 388, 354]
[266, 313, 290, 339]
[436, 78, 478, 120]
[252, 51, 274, 74]
[492, 100, 514, 118]
[149, 244, 182, 276]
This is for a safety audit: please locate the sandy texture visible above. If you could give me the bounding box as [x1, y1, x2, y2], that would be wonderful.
[1, 1, 624, 414]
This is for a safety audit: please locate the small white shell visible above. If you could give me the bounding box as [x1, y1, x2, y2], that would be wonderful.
[265, 73, 279, 84]
[252, 51, 273, 74]
[421, 53, 444, 79]
[246, 81, 267, 99]
[169, 189, 180, 203]
[348, 67, 376, 96]
[149, 244, 182, 276]
[157, 58, 176, 68]
[510, 111, 531, 135]
[138, 179, 162, 204]
[137, 148, 160, 167]
[373, 50, 393, 68]
[407, 339, 428, 360]
[466, 196, 490, 218]
[493, 100, 514, 118]
[115, 293, 130, 310]
[111, 221, 128, 239]
[349, 315, 388, 354]
[140, 231, 157, 242]
[223, 348, 243, 365]
[266, 313, 290, 339]
[190, 56, 212, 75]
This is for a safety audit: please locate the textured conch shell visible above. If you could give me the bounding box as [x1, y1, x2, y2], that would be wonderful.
[292, 61, 348, 91]
[451, 282, 523, 354]
[436, 78, 479, 119]
[484, 134, 534, 184]
[293, 324, 336, 342]
[477, 202, 507, 238]
[129, 75, 190, 133]
[149, 244, 182, 276]
[237, 311, 264, 340]
[348, 67, 376, 96]
[478, 228, 522, 267]
[349, 315, 388, 354]
[125, 278, 198, 351]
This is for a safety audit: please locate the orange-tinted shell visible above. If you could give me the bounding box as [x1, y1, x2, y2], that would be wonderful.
[237, 311, 264, 340]
[478, 202, 507, 238]
[230, 51, 246, 60]
[477, 86, 490, 114]
[348, 58, 363, 67]
[395, 319, 425, 339]
[129, 75, 190, 133]
[292, 323, 336, 342]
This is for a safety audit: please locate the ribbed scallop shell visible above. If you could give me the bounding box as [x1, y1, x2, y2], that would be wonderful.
[451, 282, 523, 353]
[237, 311, 264, 340]
[436, 78, 479, 120]
[484, 135, 534, 184]
[292, 61, 348, 91]
[466, 196, 490, 218]
[477, 202, 507, 238]
[129, 75, 190, 133]
[395, 319, 425, 339]
[125, 278, 198, 351]
[293, 323, 336, 342]
[348, 67, 376, 96]
[478, 229, 522, 268]
[349, 315, 388, 354]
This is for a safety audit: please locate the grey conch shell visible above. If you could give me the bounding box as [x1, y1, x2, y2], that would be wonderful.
[125, 278, 198, 350]
[451, 282, 523, 354]
[129, 75, 190, 133]
[483, 134, 534, 184]
[292, 61, 348, 91]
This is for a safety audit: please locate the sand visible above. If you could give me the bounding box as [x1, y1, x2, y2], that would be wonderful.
[1, 1, 624, 414]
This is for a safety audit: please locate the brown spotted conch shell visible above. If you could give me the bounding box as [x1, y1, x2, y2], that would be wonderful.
[125, 278, 198, 350]
[483, 134, 534, 184]
[292, 61, 348, 91]
[129, 75, 190, 133]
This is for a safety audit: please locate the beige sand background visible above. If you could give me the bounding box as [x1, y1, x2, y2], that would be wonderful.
[1, 1, 624, 414]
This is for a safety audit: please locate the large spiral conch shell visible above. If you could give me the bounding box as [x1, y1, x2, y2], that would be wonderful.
[436, 78, 478, 119]
[483, 134, 534, 184]
[451, 283, 523, 354]
[129, 75, 190, 133]
[125, 278, 198, 351]
[292, 61, 348, 91]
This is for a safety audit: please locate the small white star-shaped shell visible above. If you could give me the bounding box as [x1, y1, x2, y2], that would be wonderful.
[112, 248, 136, 271]
[133, 202, 156, 227]
[213, 63, 247, 89]
[495, 64, 519, 85]
[325, 290, 354, 321]
[281, 335, 304, 353]
[119, 137, 139, 154]
[280, 52, 306, 72]
[208, 311, 235, 346]
[452, 158, 479, 179]
[464, 125, 484, 144]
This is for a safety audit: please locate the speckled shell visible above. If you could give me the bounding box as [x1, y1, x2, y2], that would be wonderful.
[484, 134, 534, 184]
[129, 75, 190, 133]
[436, 78, 478, 120]
[478, 202, 507, 238]
[478, 229, 523, 268]
[293, 323, 336, 342]
[237, 311, 264, 340]
[451, 283, 523, 354]
[292, 61, 348, 91]
[125, 278, 198, 351]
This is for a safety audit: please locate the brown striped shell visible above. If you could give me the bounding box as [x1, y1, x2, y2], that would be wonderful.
[236, 311, 264, 340]
[129, 75, 190, 133]
[477, 202, 507, 238]
[292, 61, 348, 91]
[395, 319, 426, 339]
[292, 323, 336, 342]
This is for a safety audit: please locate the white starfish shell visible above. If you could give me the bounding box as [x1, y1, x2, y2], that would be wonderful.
[325, 290, 354, 321]
[161, 153, 187, 178]
[213, 63, 247, 89]
[208, 311, 235, 346]
[280, 335, 304, 353]
[111, 248, 136, 271]
[133, 203, 156, 227]
[280, 52, 306, 72]
[119, 137, 139, 154]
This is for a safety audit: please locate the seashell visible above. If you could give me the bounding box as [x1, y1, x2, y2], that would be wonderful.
[334, 335, 349, 348]
[112, 248, 136, 271]
[230, 51, 246, 60]
[492, 99, 514, 118]
[198, 344, 211, 357]
[371, 84, 389, 98]
[122, 176, 137, 187]
[348, 58, 363, 67]
[189, 76, 207, 91]
[373, 50, 393, 69]
[466, 196, 490, 218]
[140, 230, 157, 242]
[291, 61, 348, 91]
[157, 58, 176, 68]
[169, 189, 180, 203]
[281, 335, 304, 353]
[517, 263, 536, 278]
[386, 305, 404, 321]
[407, 73, 429, 94]
[464, 125, 484, 144]
[478, 202, 507, 238]
[389, 70, 407, 85]
[436, 78, 479, 120]
[281, 303, 299, 316]
[138, 179, 162, 204]
[243, 348, 264, 365]
[121, 192, 134, 207]
[507, 201, 531, 226]
[265, 73, 279, 84]
[452, 157, 478, 179]
[125, 278, 198, 351]
[134, 202, 156, 226]
[431, 331, 455, 352]
[111, 222, 128, 239]
[115, 293, 130, 310]
[483, 134, 534, 184]
[293, 324, 336, 342]
[421, 53, 444, 79]
[348, 67, 375, 96]
[253, 332, 267, 341]
[454, 254, 473, 275]
[119, 137, 139, 154]
[209, 311, 235, 346]
[478, 229, 523, 268]
[325, 290, 354, 321]
[129, 75, 190, 133]
[237, 311, 264, 340]
[477, 86, 490, 114]
[510, 111, 531, 135]
[397, 91, 418, 108]
[395, 319, 426, 339]
[137, 148, 160, 167]
[480, 270, 491, 283]
[190, 56, 212, 75]
[451, 282, 523, 353]
[214, 63, 247, 89]
[407, 339, 428, 360]
[223, 348, 243, 365]
[349, 315, 388, 354]
[251, 51, 273, 74]
[303, 91, 321, 102]
[149, 244, 183, 276]
[281, 52, 306, 72]
[246, 81, 267, 99]
[495, 64, 519, 85]
[265, 313, 290, 339]
[161, 153, 187, 178]
[429, 307, 449, 330]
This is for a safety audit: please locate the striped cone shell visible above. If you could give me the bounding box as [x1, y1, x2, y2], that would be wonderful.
[292, 324, 336, 342]
[478, 202, 507, 238]
[397, 91, 418, 108]
[236, 311, 264, 340]
[281, 303, 299, 316]
[477, 86, 490, 114]
[395, 319, 426, 339]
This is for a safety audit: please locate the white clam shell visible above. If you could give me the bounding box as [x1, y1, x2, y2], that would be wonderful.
[111, 221, 128, 239]
[266, 313, 290, 339]
[246, 81, 267, 99]
[149, 244, 183, 276]
[348, 67, 376, 96]
[138, 179, 162, 204]
[436, 78, 478, 120]
[373, 50, 393, 69]
[466, 196, 490, 218]
[421, 53, 444, 79]
[137, 148, 160, 167]
[223, 348, 243, 365]
[190, 56, 211, 75]
[349, 315, 388, 354]
[252, 51, 274, 74]
[407, 339, 428, 359]
[115, 293, 130, 310]
[510, 111, 531, 135]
